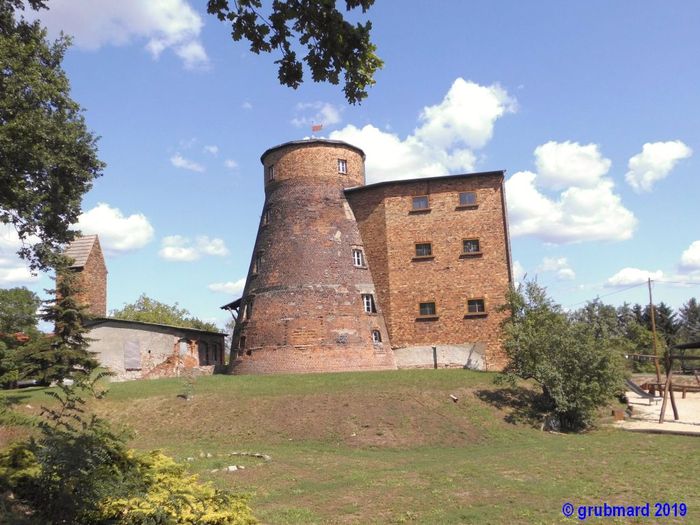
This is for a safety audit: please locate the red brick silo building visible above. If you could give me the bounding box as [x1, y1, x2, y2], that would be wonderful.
[229, 140, 396, 374]
[228, 139, 513, 374]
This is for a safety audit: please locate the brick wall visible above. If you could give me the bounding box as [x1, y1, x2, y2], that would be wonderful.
[230, 140, 397, 374]
[346, 172, 512, 370]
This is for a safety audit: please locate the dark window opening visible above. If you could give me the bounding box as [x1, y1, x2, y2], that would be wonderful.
[412, 196, 429, 210]
[459, 191, 477, 206]
[467, 299, 486, 314]
[463, 239, 481, 253]
[419, 302, 436, 317]
[415, 243, 432, 257]
[362, 294, 377, 313]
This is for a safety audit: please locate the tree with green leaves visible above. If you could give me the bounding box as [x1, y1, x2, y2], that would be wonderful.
[207, 0, 383, 104]
[111, 293, 219, 332]
[678, 297, 700, 343]
[498, 281, 625, 431]
[1, 0, 104, 271]
[17, 263, 98, 385]
[0, 286, 41, 336]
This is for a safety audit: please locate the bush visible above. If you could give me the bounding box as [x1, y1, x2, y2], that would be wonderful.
[498, 281, 626, 431]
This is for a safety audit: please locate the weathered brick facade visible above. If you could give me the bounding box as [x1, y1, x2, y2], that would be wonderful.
[64, 235, 107, 318]
[229, 139, 513, 374]
[345, 173, 512, 370]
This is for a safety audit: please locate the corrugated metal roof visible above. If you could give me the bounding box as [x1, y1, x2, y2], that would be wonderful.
[64, 235, 97, 268]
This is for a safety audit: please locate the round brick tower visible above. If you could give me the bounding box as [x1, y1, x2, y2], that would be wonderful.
[229, 139, 396, 374]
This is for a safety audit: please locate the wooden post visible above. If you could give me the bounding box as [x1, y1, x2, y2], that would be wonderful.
[658, 367, 672, 424]
[432, 346, 438, 369]
[648, 278, 662, 384]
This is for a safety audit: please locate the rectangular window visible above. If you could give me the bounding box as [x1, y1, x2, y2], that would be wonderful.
[412, 196, 429, 210]
[362, 294, 377, 313]
[267, 165, 275, 181]
[123, 340, 141, 370]
[372, 330, 382, 343]
[244, 298, 254, 320]
[459, 191, 477, 206]
[415, 243, 432, 257]
[352, 248, 365, 267]
[419, 302, 436, 317]
[262, 208, 270, 226]
[467, 299, 486, 314]
[463, 239, 481, 254]
[338, 159, 348, 174]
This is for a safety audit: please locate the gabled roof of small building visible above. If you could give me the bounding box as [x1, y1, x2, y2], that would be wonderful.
[85, 317, 226, 336]
[64, 235, 98, 268]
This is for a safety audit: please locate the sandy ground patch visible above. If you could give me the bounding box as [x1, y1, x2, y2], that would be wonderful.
[616, 389, 700, 435]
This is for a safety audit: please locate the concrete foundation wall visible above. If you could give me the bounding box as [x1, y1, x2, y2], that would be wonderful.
[393, 343, 486, 370]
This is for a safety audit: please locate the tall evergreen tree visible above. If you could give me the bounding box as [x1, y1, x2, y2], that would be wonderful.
[678, 297, 700, 343]
[18, 261, 97, 384]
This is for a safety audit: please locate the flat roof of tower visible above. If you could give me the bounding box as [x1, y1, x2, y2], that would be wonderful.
[261, 138, 366, 162]
[344, 170, 505, 194]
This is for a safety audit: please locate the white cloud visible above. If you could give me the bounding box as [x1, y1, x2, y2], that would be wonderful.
[159, 235, 229, 262]
[0, 225, 39, 285]
[208, 278, 246, 296]
[539, 257, 576, 280]
[680, 240, 700, 271]
[77, 203, 154, 253]
[241, 101, 253, 110]
[224, 159, 239, 170]
[30, 0, 209, 69]
[625, 140, 692, 193]
[534, 141, 611, 190]
[291, 102, 343, 128]
[506, 142, 637, 244]
[512, 260, 526, 282]
[606, 267, 663, 287]
[330, 78, 515, 184]
[170, 153, 205, 173]
[203, 145, 219, 155]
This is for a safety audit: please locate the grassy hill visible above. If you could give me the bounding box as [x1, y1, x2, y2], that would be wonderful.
[2, 369, 699, 524]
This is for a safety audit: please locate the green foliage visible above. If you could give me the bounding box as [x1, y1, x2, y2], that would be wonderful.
[207, 0, 383, 104]
[112, 294, 219, 332]
[0, 1, 104, 271]
[0, 375, 256, 524]
[498, 281, 626, 431]
[17, 264, 98, 385]
[678, 297, 700, 343]
[0, 287, 41, 336]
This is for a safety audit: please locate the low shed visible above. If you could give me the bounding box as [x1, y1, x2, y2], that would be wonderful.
[85, 318, 226, 381]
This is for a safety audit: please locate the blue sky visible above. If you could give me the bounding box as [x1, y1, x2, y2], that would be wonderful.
[2, 0, 699, 328]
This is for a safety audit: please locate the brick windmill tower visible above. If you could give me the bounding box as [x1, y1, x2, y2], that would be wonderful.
[229, 139, 396, 374]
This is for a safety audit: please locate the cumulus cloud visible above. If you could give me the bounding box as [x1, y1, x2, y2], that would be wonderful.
[330, 78, 515, 184]
[512, 260, 526, 282]
[506, 142, 637, 244]
[224, 159, 239, 170]
[203, 145, 219, 155]
[77, 203, 154, 253]
[0, 224, 39, 285]
[30, 0, 209, 69]
[159, 235, 229, 262]
[208, 278, 246, 296]
[625, 140, 692, 193]
[291, 102, 343, 128]
[680, 240, 700, 271]
[170, 153, 205, 173]
[539, 257, 576, 280]
[606, 267, 663, 287]
[241, 101, 253, 110]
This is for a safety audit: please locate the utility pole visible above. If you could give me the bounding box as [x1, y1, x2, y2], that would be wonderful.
[648, 278, 662, 384]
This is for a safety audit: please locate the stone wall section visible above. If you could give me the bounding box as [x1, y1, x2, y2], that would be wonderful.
[78, 237, 108, 318]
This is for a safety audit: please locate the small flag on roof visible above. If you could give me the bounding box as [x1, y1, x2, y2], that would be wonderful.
[311, 124, 323, 133]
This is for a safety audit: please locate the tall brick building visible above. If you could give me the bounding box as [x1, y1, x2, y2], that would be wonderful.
[64, 234, 108, 318]
[227, 139, 513, 374]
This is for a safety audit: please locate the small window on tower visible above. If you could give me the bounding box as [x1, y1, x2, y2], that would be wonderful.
[352, 248, 365, 267]
[338, 159, 348, 174]
[267, 165, 275, 182]
[372, 330, 382, 343]
[412, 196, 430, 210]
[459, 191, 477, 207]
[415, 242, 433, 257]
[252, 252, 262, 274]
[462, 239, 481, 254]
[262, 207, 271, 226]
[243, 298, 254, 320]
[418, 302, 437, 317]
[362, 294, 377, 313]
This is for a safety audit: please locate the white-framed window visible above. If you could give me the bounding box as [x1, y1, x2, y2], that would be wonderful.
[372, 330, 382, 343]
[412, 195, 429, 210]
[267, 164, 275, 182]
[352, 248, 365, 267]
[463, 239, 481, 254]
[338, 159, 348, 174]
[362, 294, 377, 313]
[467, 298, 486, 314]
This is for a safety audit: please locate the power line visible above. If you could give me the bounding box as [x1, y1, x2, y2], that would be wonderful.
[564, 281, 647, 308]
